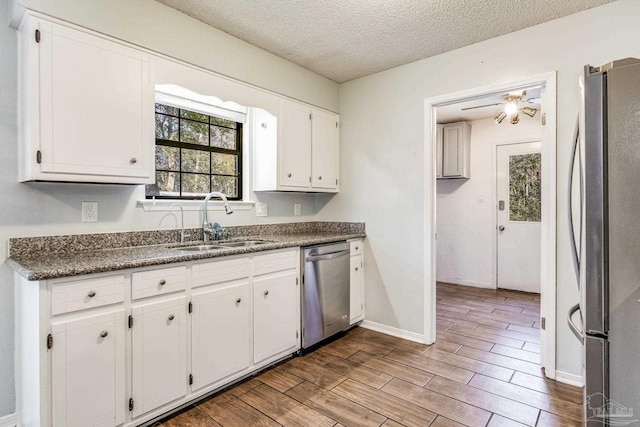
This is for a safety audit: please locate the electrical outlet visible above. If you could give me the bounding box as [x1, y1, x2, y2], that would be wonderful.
[82, 202, 98, 222]
[255, 203, 268, 217]
[294, 203, 301, 216]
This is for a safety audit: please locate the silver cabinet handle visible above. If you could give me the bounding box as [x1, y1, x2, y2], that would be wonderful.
[498, 225, 505, 232]
[287, 173, 292, 178]
[159, 279, 166, 286]
[236, 298, 241, 304]
[100, 330, 108, 338]
[87, 290, 96, 298]
[264, 290, 269, 296]
[129, 158, 137, 164]
[168, 314, 175, 321]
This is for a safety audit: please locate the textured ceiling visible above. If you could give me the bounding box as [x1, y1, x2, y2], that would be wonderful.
[156, 0, 613, 83]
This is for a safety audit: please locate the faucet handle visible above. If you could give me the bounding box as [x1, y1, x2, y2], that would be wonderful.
[212, 222, 225, 233]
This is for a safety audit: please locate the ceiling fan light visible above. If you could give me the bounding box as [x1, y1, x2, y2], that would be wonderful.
[494, 112, 507, 124]
[522, 107, 537, 117]
[504, 102, 518, 115]
[510, 113, 520, 124]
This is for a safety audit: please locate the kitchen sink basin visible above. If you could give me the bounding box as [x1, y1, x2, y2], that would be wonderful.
[169, 240, 276, 252]
[215, 240, 276, 248]
[170, 244, 225, 252]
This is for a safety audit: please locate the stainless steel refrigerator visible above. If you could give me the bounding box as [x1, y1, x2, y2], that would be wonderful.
[568, 58, 640, 426]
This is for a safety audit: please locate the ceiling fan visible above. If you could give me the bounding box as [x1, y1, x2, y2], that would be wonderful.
[461, 90, 539, 124]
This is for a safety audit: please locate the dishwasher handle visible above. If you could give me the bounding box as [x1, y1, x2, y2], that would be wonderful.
[305, 250, 350, 262]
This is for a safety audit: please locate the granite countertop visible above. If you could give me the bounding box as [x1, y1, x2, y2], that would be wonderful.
[7, 222, 365, 281]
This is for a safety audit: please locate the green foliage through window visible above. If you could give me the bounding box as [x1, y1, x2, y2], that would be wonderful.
[509, 153, 541, 222]
[146, 103, 242, 200]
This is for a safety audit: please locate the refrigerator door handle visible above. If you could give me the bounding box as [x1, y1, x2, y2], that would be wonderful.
[567, 303, 585, 344]
[568, 115, 583, 285]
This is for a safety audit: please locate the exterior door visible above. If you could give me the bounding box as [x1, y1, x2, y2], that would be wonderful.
[496, 141, 542, 293]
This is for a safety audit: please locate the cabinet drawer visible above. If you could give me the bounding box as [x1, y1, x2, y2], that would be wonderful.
[350, 240, 363, 256]
[253, 249, 298, 276]
[51, 274, 125, 315]
[191, 256, 250, 288]
[132, 266, 186, 300]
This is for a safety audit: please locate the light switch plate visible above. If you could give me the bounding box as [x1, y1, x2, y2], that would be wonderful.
[255, 203, 268, 217]
[294, 203, 301, 216]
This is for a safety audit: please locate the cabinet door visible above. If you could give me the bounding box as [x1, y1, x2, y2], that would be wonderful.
[350, 255, 364, 324]
[279, 99, 312, 188]
[191, 282, 251, 390]
[254, 271, 298, 363]
[311, 109, 339, 190]
[131, 296, 187, 418]
[37, 20, 152, 181]
[442, 125, 463, 177]
[436, 125, 443, 178]
[51, 309, 125, 427]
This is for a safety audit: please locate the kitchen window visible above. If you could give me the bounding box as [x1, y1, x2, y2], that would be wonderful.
[145, 103, 243, 200]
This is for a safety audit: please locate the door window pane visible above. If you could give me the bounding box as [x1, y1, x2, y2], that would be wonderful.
[509, 153, 541, 222]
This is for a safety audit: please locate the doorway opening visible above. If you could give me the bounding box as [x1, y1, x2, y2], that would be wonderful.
[423, 72, 557, 378]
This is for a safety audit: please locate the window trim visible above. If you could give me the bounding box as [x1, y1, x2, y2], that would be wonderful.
[149, 104, 243, 201]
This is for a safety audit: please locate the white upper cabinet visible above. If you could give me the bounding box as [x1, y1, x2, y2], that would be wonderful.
[311, 109, 339, 189]
[18, 14, 154, 184]
[279, 100, 313, 188]
[252, 99, 339, 192]
[439, 121, 471, 179]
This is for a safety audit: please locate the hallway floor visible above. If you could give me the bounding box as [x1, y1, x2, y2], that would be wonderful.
[158, 283, 584, 426]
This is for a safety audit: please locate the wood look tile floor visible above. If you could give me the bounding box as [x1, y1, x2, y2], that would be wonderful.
[158, 283, 584, 427]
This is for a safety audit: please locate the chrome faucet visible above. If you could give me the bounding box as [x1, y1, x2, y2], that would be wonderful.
[203, 192, 233, 242]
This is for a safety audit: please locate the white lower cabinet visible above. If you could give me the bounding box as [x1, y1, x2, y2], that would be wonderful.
[16, 247, 302, 427]
[131, 296, 187, 418]
[51, 309, 125, 427]
[254, 271, 299, 364]
[349, 239, 365, 324]
[191, 282, 251, 390]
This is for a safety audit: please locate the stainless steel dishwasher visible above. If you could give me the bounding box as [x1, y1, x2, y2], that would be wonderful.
[301, 241, 350, 349]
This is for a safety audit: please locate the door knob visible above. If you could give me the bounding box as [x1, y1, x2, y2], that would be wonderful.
[498, 225, 505, 232]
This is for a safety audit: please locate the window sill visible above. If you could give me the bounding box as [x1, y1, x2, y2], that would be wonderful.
[136, 199, 255, 212]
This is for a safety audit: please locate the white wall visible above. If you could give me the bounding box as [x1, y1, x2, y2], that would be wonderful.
[317, 0, 640, 378]
[0, 0, 339, 417]
[436, 115, 541, 288]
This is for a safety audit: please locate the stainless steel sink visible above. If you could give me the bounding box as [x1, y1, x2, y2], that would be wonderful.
[170, 244, 225, 252]
[169, 239, 276, 252]
[215, 240, 276, 248]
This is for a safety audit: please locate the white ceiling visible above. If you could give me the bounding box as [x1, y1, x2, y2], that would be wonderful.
[156, 0, 613, 83]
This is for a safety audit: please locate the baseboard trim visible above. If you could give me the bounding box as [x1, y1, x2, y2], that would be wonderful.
[359, 320, 426, 344]
[436, 277, 494, 289]
[0, 413, 17, 427]
[555, 371, 584, 387]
